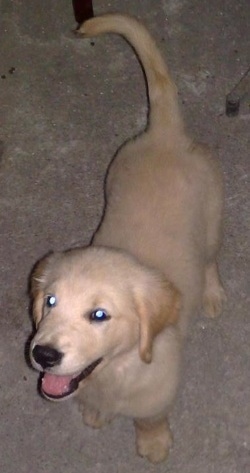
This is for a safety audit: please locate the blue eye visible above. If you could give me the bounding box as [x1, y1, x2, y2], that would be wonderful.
[46, 295, 57, 308]
[89, 309, 110, 322]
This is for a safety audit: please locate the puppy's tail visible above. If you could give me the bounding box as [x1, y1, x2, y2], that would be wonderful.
[77, 13, 183, 133]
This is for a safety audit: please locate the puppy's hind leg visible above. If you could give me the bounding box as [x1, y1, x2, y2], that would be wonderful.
[134, 416, 173, 463]
[202, 173, 226, 318]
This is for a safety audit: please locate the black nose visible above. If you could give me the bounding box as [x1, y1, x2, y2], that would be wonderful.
[32, 344, 63, 369]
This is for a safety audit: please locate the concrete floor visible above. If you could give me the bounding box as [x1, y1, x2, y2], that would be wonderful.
[0, 1, 249, 472]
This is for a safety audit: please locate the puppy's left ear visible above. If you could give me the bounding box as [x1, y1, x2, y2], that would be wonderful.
[30, 252, 55, 327]
[134, 278, 181, 364]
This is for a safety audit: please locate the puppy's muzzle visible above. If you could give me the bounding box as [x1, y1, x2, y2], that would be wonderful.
[32, 344, 63, 370]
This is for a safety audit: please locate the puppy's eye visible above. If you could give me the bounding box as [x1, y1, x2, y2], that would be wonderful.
[89, 309, 110, 322]
[46, 295, 57, 308]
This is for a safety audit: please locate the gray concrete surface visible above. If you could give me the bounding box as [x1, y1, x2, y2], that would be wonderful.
[0, 1, 249, 472]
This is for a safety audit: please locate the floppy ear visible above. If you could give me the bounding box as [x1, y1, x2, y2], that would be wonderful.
[134, 279, 181, 364]
[30, 252, 55, 327]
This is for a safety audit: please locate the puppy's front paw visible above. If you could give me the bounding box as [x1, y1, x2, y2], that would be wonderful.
[135, 418, 173, 463]
[81, 407, 107, 429]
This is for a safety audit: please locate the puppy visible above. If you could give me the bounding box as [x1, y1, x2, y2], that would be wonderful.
[29, 14, 226, 463]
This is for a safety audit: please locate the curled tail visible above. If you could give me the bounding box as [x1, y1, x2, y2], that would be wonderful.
[77, 13, 183, 132]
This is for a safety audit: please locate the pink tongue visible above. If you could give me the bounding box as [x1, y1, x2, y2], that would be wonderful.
[42, 373, 74, 396]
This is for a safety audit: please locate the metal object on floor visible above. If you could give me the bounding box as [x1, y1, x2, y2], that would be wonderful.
[226, 65, 250, 116]
[72, 0, 94, 25]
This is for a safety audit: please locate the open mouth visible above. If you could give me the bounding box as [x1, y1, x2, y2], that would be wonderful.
[40, 358, 103, 400]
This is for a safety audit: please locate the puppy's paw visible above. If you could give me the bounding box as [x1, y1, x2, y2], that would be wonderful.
[203, 263, 227, 318]
[136, 428, 172, 463]
[203, 284, 227, 318]
[135, 419, 173, 463]
[81, 408, 107, 429]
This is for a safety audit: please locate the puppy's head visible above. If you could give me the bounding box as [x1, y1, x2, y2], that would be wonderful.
[29, 246, 180, 400]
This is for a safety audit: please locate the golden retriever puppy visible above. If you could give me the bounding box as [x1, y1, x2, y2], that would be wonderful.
[29, 14, 226, 463]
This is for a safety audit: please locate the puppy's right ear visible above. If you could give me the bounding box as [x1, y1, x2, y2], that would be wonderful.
[30, 252, 55, 327]
[134, 277, 180, 364]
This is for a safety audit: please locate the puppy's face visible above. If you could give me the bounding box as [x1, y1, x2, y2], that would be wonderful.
[29, 247, 180, 400]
